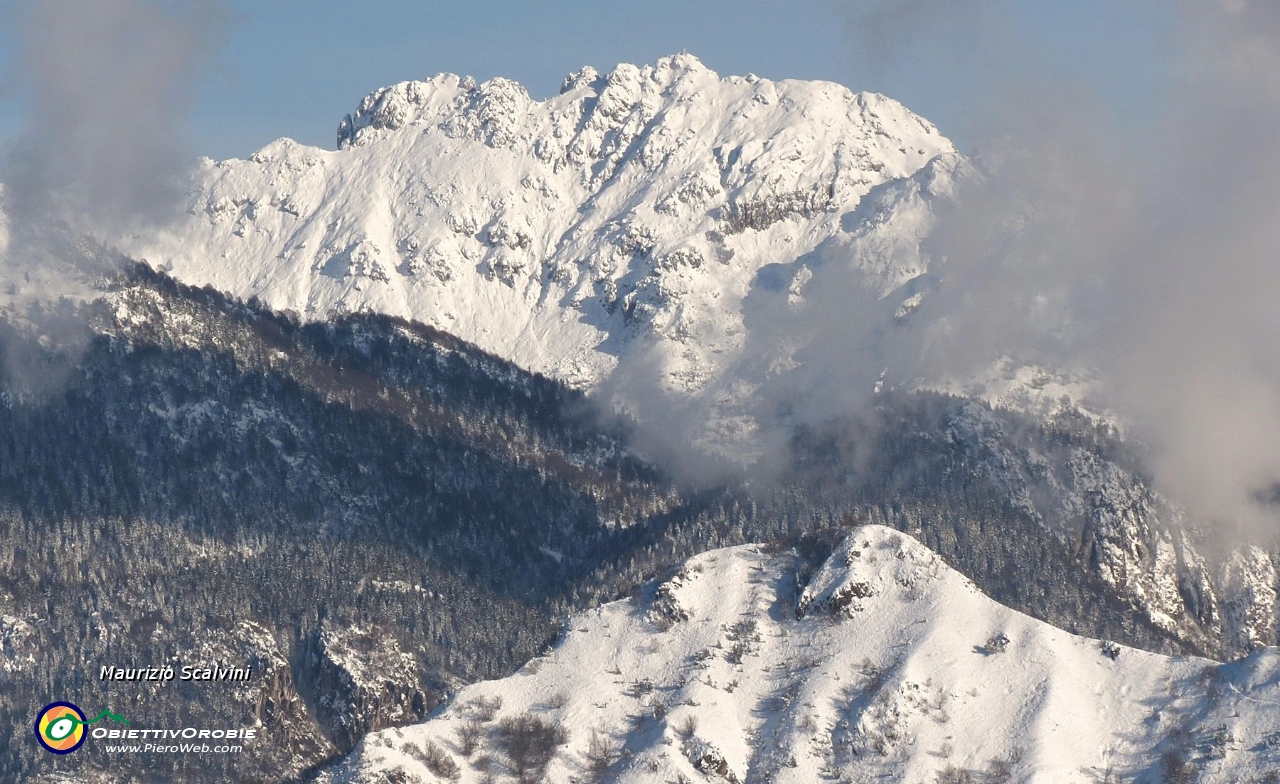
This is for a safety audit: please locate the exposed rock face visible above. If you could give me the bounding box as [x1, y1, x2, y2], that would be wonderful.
[184, 621, 335, 773]
[302, 623, 432, 751]
[936, 399, 1280, 658]
[1222, 547, 1279, 652]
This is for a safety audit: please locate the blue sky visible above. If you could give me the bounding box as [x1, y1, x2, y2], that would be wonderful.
[0, 0, 1176, 161]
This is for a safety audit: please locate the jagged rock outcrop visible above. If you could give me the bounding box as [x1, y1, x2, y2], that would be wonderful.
[302, 623, 431, 751]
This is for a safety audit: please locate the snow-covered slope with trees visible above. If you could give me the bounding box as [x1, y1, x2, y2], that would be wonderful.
[319, 526, 1280, 783]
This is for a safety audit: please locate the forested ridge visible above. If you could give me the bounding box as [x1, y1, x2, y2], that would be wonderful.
[0, 264, 1252, 783]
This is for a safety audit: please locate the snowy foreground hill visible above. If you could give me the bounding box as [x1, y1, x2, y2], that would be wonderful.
[318, 526, 1280, 784]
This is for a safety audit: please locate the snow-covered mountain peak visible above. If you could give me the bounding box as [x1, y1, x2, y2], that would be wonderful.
[795, 526, 950, 618]
[113, 55, 956, 397]
[319, 525, 1280, 783]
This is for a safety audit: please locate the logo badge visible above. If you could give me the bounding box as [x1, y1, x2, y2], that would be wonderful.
[35, 702, 88, 754]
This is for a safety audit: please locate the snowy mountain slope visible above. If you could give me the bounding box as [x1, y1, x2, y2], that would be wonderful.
[31, 48, 1275, 701]
[318, 526, 1280, 784]
[114, 54, 956, 402]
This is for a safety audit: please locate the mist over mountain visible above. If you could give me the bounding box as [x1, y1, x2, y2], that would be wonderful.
[0, 218, 1261, 774]
[108, 54, 959, 466]
[1, 3, 1278, 779]
[0, 236, 1271, 782]
[99, 49, 1280, 574]
[104, 55, 1093, 486]
[836, 0, 1280, 533]
[105, 44, 1280, 541]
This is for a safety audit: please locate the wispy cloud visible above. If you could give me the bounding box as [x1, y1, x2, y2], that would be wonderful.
[812, 0, 1280, 529]
[2, 0, 224, 229]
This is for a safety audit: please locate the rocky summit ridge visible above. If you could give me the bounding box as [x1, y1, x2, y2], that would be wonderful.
[115, 54, 957, 407]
